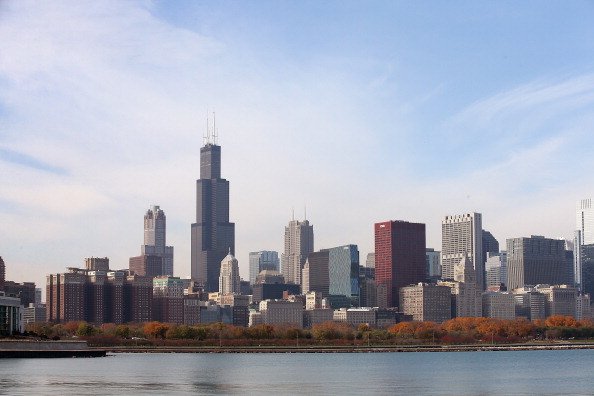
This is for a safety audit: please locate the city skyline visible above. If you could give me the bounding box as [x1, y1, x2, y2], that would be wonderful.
[2, 1, 594, 291]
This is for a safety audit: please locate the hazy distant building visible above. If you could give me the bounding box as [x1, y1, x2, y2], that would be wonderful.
[282, 219, 314, 285]
[506, 236, 565, 291]
[141, 205, 174, 276]
[399, 283, 451, 323]
[375, 220, 426, 308]
[366, 253, 375, 268]
[441, 213, 484, 291]
[249, 251, 279, 285]
[219, 251, 241, 295]
[191, 136, 235, 292]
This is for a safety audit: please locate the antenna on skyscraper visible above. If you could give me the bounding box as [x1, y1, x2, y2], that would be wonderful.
[292, 207, 295, 221]
[304, 205, 307, 221]
[213, 111, 218, 145]
[204, 109, 210, 145]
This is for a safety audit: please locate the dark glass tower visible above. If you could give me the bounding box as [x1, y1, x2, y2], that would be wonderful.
[191, 143, 235, 292]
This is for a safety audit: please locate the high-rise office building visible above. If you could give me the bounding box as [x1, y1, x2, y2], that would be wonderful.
[141, 205, 174, 276]
[574, 199, 594, 292]
[506, 236, 566, 291]
[577, 199, 594, 244]
[375, 220, 426, 308]
[426, 248, 441, 281]
[249, 251, 279, 285]
[302, 249, 329, 297]
[441, 213, 484, 291]
[328, 245, 359, 300]
[219, 251, 241, 295]
[482, 230, 499, 267]
[281, 219, 314, 285]
[191, 134, 235, 292]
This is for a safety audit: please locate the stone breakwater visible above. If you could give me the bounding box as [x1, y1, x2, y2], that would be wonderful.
[102, 343, 594, 354]
[0, 340, 106, 358]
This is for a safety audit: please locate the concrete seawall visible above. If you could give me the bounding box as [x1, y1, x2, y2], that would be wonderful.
[0, 340, 106, 358]
[103, 343, 594, 354]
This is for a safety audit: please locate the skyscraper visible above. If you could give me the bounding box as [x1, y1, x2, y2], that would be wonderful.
[441, 213, 484, 291]
[328, 244, 359, 300]
[375, 220, 426, 308]
[575, 199, 594, 292]
[577, 199, 594, 244]
[249, 251, 280, 285]
[506, 236, 565, 291]
[219, 251, 241, 295]
[141, 205, 174, 276]
[281, 219, 314, 285]
[191, 133, 235, 292]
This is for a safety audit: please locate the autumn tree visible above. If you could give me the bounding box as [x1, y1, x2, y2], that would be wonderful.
[143, 321, 170, 339]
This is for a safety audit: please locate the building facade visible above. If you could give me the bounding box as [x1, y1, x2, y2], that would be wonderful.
[191, 139, 235, 292]
[506, 236, 566, 291]
[249, 251, 279, 285]
[302, 249, 329, 297]
[441, 213, 484, 291]
[399, 283, 451, 323]
[219, 252, 241, 295]
[328, 244, 359, 300]
[375, 220, 426, 308]
[281, 219, 314, 285]
[141, 205, 174, 276]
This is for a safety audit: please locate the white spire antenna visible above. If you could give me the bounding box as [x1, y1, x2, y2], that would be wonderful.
[204, 109, 212, 146]
[304, 205, 307, 221]
[213, 111, 218, 145]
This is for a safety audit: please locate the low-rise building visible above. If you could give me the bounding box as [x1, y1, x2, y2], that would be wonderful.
[399, 283, 451, 323]
[259, 300, 303, 327]
[482, 291, 515, 320]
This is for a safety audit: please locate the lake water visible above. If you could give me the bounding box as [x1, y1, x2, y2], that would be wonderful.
[1, 350, 593, 395]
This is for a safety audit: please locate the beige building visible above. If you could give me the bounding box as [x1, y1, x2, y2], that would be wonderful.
[512, 288, 546, 321]
[441, 213, 484, 290]
[333, 307, 376, 327]
[282, 219, 314, 285]
[259, 299, 303, 327]
[482, 291, 515, 320]
[576, 294, 592, 321]
[535, 285, 577, 318]
[219, 252, 241, 295]
[439, 256, 482, 318]
[399, 283, 451, 323]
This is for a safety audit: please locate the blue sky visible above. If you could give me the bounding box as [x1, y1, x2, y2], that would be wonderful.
[2, 0, 594, 291]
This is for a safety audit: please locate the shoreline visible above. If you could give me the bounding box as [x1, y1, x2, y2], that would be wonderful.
[99, 342, 594, 354]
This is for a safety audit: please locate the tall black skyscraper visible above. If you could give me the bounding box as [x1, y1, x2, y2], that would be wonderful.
[191, 133, 235, 292]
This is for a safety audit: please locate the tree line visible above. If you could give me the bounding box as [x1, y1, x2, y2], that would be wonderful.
[20, 316, 594, 347]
